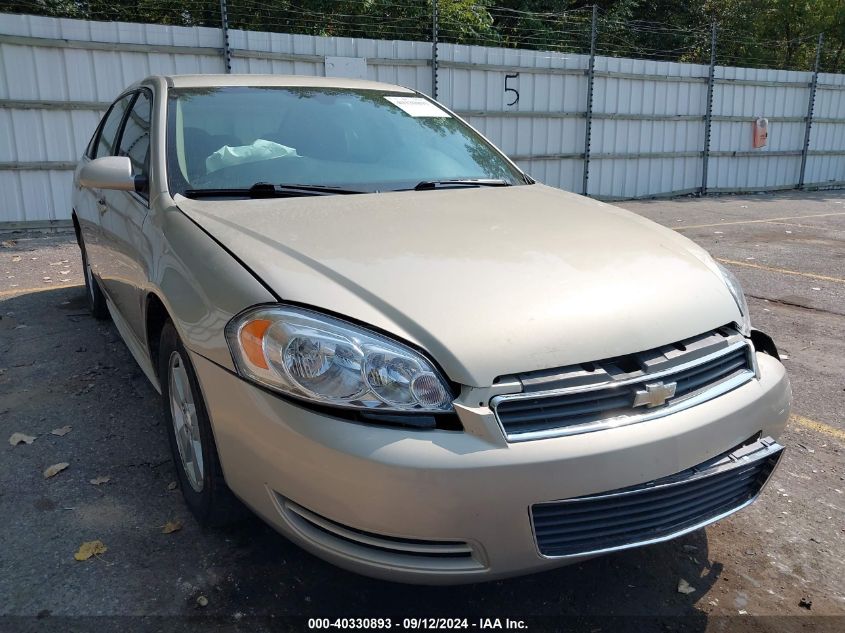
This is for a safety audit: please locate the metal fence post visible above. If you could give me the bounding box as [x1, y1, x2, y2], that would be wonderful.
[581, 4, 597, 196]
[798, 33, 824, 190]
[219, 0, 232, 73]
[701, 22, 717, 195]
[431, 0, 439, 99]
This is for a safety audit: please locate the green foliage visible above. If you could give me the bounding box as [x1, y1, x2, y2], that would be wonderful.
[0, 0, 841, 72]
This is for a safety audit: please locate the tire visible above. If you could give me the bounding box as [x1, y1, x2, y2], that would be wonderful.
[80, 239, 109, 320]
[158, 321, 245, 526]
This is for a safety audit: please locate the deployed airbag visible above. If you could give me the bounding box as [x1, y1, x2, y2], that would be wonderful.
[206, 139, 299, 173]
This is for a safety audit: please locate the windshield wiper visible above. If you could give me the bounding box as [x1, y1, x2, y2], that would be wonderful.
[413, 179, 512, 191]
[183, 182, 364, 199]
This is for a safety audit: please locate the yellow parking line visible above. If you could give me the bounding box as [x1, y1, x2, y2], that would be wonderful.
[0, 284, 83, 298]
[790, 414, 845, 441]
[673, 211, 845, 230]
[764, 221, 833, 229]
[716, 258, 845, 284]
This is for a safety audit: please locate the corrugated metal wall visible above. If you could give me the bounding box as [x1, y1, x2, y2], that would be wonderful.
[590, 58, 710, 198]
[231, 29, 434, 91]
[709, 66, 812, 192]
[1, 12, 844, 225]
[439, 44, 589, 194]
[0, 15, 224, 225]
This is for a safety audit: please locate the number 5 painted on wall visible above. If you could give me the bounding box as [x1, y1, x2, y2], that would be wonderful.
[505, 73, 520, 106]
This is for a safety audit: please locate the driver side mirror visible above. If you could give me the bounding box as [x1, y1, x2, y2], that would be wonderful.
[79, 156, 147, 193]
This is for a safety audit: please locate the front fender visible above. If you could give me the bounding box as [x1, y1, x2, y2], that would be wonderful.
[145, 203, 276, 371]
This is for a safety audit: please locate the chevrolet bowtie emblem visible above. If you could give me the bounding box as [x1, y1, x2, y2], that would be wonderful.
[632, 381, 677, 408]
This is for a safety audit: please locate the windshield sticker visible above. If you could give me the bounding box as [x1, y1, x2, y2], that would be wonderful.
[384, 96, 451, 118]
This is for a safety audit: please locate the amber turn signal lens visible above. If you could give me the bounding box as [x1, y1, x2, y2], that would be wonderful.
[239, 319, 272, 369]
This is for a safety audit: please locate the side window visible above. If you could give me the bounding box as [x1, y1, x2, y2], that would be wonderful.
[85, 111, 106, 159]
[118, 91, 152, 183]
[94, 94, 133, 159]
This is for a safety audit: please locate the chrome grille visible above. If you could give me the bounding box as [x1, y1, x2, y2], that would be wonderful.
[671, 346, 749, 399]
[532, 437, 783, 558]
[492, 327, 755, 441]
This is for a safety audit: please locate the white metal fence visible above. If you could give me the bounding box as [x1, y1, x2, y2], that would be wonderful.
[1, 12, 844, 227]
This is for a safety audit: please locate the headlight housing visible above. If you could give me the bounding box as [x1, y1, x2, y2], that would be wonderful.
[716, 262, 751, 336]
[225, 305, 454, 412]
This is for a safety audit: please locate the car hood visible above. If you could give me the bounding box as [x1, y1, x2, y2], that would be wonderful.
[175, 184, 740, 387]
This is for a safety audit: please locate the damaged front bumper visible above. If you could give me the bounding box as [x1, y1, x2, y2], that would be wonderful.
[531, 436, 784, 558]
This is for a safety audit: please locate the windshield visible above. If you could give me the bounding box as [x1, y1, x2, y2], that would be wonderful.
[166, 86, 527, 196]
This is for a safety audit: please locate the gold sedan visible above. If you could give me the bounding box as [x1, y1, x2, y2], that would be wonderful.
[72, 74, 791, 583]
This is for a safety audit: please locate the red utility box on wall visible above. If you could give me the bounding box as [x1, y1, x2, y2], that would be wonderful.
[753, 117, 769, 148]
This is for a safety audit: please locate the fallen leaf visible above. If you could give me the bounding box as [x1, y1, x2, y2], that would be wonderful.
[677, 578, 696, 594]
[9, 432, 36, 446]
[51, 425, 72, 437]
[74, 539, 107, 561]
[43, 462, 69, 479]
[89, 476, 110, 485]
[167, 481, 178, 491]
[161, 520, 183, 534]
[196, 595, 208, 607]
[11, 255, 21, 262]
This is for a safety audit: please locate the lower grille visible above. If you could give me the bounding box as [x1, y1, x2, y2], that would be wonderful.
[279, 497, 484, 572]
[532, 437, 783, 558]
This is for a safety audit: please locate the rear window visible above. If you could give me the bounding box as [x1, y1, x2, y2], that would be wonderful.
[118, 91, 152, 177]
[95, 94, 133, 159]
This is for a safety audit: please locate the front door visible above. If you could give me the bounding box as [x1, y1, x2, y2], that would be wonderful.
[98, 90, 153, 342]
[76, 93, 134, 281]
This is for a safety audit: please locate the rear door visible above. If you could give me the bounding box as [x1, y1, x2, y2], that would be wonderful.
[98, 89, 154, 342]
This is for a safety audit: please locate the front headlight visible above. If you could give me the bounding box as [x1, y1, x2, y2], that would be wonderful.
[225, 305, 454, 412]
[716, 262, 751, 336]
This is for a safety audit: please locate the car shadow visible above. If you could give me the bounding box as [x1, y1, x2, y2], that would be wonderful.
[216, 516, 718, 626]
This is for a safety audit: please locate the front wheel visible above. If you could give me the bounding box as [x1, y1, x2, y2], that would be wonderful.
[159, 321, 244, 526]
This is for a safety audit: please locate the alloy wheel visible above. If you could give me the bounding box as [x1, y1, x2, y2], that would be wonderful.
[168, 351, 205, 492]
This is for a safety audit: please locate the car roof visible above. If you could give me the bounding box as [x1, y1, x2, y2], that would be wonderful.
[148, 74, 415, 93]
